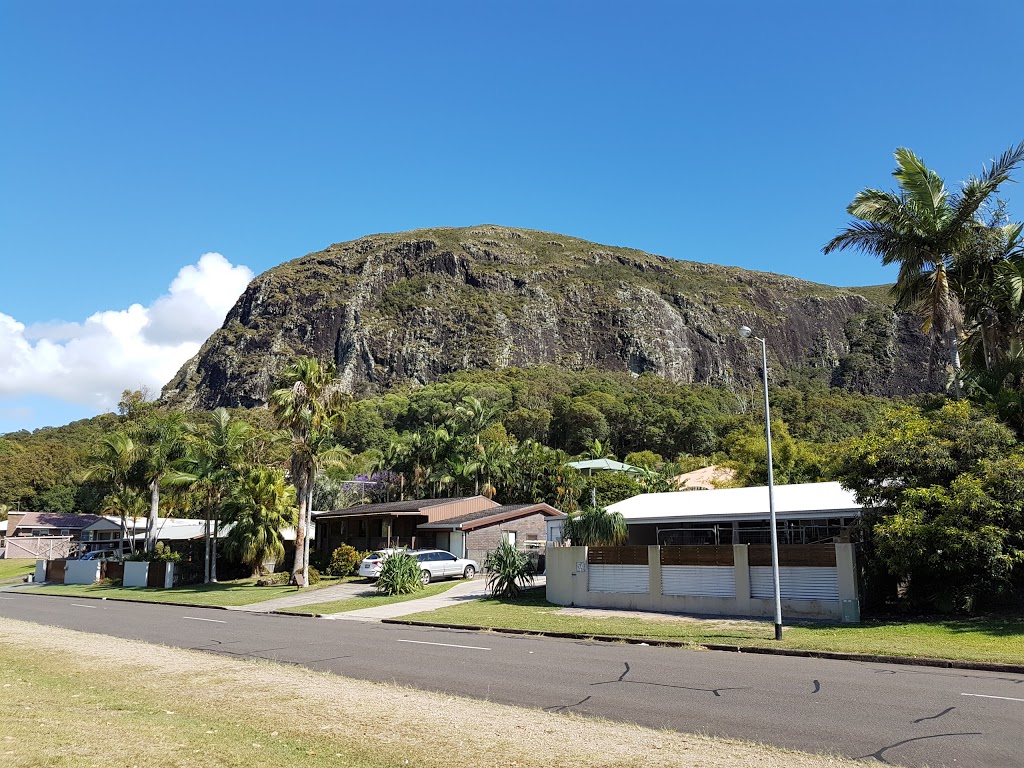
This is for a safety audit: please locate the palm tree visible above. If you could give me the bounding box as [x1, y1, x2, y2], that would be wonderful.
[222, 468, 297, 578]
[269, 356, 347, 587]
[83, 432, 143, 551]
[581, 438, 615, 460]
[136, 411, 189, 552]
[167, 408, 253, 582]
[823, 143, 1024, 397]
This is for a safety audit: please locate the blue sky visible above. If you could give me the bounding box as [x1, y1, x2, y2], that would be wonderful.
[2, 1, 1024, 431]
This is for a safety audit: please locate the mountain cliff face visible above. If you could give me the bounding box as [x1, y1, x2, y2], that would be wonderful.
[162, 226, 938, 409]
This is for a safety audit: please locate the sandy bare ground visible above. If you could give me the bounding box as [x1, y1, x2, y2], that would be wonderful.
[553, 606, 770, 631]
[0, 617, 876, 768]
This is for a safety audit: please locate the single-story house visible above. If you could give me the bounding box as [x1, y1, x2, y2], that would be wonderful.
[417, 502, 565, 562]
[313, 496, 565, 560]
[552, 481, 862, 546]
[313, 496, 499, 554]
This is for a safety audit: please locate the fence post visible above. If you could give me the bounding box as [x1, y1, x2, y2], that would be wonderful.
[733, 544, 751, 614]
[648, 545, 661, 596]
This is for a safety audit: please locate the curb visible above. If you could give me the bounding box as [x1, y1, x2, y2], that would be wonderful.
[380, 619, 1024, 674]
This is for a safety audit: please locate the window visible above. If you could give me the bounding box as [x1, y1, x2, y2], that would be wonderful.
[502, 531, 517, 547]
[61, 529, 70, 536]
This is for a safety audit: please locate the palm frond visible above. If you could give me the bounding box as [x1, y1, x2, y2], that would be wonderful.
[892, 147, 947, 218]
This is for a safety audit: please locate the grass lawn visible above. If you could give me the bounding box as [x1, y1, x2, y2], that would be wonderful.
[282, 580, 460, 614]
[0, 616, 870, 768]
[0, 559, 35, 583]
[401, 589, 1024, 666]
[28, 577, 348, 607]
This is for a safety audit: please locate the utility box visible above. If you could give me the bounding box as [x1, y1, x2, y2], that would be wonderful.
[841, 598, 861, 623]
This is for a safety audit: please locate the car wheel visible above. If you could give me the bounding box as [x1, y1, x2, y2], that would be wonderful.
[463, 565, 476, 579]
[420, 569, 432, 585]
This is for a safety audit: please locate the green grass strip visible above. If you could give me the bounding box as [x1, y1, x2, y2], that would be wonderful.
[28, 577, 343, 607]
[401, 590, 1024, 665]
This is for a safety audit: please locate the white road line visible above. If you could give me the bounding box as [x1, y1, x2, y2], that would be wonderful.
[0, 597, 15, 600]
[70, 603, 98, 608]
[182, 616, 227, 624]
[396, 639, 491, 651]
[961, 693, 1024, 703]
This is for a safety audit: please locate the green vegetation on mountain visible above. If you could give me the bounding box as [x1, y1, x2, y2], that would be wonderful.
[162, 225, 938, 411]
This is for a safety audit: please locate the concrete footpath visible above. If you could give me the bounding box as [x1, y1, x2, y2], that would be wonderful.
[238, 575, 545, 621]
[227, 580, 376, 613]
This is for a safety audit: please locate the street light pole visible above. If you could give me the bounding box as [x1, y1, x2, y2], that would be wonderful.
[740, 326, 784, 641]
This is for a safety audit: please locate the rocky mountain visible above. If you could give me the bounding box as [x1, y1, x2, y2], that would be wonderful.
[162, 225, 938, 409]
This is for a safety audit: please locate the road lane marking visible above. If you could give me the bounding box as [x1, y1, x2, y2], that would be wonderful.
[961, 693, 1024, 703]
[182, 616, 227, 624]
[70, 603, 97, 608]
[396, 639, 491, 651]
[0, 597, 15, 600]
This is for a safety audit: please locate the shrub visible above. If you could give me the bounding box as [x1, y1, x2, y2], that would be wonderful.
[122, 542, 181, 563]
[561, 506, 628, 546]
[327, 544, 363, 577]
[150, 542, 182, 563]
[307, 566, 322, 585]
[484, 541, 534, 600]
[256, 571, 290, 586]
[375, 551, 423, 596]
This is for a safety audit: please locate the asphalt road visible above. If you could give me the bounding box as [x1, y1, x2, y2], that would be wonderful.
[1, 592, 1021, 767]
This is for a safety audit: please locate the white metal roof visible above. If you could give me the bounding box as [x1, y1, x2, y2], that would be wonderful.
[568, 458, 643, 474]
[607, 482, 861, 524]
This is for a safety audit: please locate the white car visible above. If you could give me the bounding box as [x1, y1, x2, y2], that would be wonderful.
[358, 549, 403, 579]
[413, 550, 478, 584]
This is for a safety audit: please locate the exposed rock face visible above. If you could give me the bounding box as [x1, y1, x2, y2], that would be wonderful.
[162, 226, 938, 409]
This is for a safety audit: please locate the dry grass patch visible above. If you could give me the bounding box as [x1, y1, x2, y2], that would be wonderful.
[0, 617, 872, 768]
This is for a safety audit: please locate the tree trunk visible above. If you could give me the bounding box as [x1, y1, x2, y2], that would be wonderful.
[211, 510, 219, 583]
[203, 515, 211, 584]
[291, 474, 308, 587]
[148, 479, 160, 553]
[303, 478, 313, 585]
[947, 328, 963, 399]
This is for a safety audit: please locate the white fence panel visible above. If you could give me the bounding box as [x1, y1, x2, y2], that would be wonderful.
[661, 565, 735, 597]
[750, 566, 839, 601]
[588, 564, 649, 594]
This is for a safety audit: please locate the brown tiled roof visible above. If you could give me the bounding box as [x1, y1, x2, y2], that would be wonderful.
[416, 503, 565, 532]
[12, 513, 104, 531]
[313, 498, 475, 519]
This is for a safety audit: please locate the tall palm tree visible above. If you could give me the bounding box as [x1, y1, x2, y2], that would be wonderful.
[137, 411, 189, 552]
[222, 468, 297, 578]
[269, 356, 347, 587]
[167, 408, 253, 582]
[83, 432, 143, 552]
[823, 143, 1024, 397]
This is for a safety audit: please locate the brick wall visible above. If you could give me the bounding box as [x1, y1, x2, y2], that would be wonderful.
[465, 513, 550, 564]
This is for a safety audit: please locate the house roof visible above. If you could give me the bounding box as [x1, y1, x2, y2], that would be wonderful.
[606, 482, 862, 524]
[12, 513, 104, 531]
[313, 498, 467, 518]
[567, 458, 643, 474]
[313, 497, 491, 520]
[417, 503, 565, 532]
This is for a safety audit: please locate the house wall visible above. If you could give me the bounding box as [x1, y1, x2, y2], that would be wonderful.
[546, 543, 860, 622]
[465, 513, 550, 564]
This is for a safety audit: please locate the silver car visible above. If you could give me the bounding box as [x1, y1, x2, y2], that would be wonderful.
[414, 550, 478, 584]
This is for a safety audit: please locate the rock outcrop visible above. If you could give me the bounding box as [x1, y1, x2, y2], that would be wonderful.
[162, 225, 938, 408]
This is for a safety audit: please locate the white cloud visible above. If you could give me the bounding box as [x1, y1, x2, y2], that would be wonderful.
[0, 253, 254, 414]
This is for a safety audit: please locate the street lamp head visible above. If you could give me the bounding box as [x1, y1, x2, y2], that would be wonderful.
[739, 325, 753, 339]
